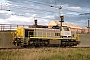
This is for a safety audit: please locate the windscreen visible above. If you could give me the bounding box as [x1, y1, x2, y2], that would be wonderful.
[63, 27, 70, 31]
[52, 26, 59, 29]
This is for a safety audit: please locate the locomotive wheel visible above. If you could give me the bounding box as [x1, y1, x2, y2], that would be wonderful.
[15, 42, 18, 46]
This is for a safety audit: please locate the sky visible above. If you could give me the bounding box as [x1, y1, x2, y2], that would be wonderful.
[0, 0, 90, 26]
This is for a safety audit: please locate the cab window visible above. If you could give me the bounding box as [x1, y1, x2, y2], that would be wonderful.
[52, 26, 59, 29]
[59, 27, 62, 31]
[55, 33, 60, 36]
[63, 27, 69, 31]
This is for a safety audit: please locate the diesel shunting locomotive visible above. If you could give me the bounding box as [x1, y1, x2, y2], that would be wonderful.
[11, 19, 80, 47]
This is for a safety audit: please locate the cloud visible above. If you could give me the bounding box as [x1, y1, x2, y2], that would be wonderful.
[66, 6, 82, 11]
[0, 10, 12, 19]
[1, 0, 90, 27]
[0, 19, 10, 24]
[0, 0, 6, 3]
[32, 14, 37, 17]
[5, 15, 35, 24]
[0, 2, 11, 6]
[0, 10, 50, 25]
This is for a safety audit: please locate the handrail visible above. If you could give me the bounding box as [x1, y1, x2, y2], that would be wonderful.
[0, 24, 31, 31]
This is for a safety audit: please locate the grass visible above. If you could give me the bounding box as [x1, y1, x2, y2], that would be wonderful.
[0, 48, 90, 60]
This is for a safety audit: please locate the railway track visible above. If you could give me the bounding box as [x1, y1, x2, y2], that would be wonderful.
[0, 47, 90, 50]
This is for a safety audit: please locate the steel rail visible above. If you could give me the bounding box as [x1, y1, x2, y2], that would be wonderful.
[0, 47, 90, 50]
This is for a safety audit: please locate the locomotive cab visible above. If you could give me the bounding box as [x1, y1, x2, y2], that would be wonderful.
[52, 26, 71, 39]
[60, 26, 71, 39]
[12, 24, 80, 47]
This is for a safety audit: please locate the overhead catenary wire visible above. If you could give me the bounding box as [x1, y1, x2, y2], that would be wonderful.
[79, 12, 90, 15]
[8, 4, 58, 13]
[24, 0, 90, 13]
[58, 0, 90, 13]
[0, 1, 85, 17]
[0, 2, 58, 14]
[1, 0, 90, 17]
[7, 0, 88, 14]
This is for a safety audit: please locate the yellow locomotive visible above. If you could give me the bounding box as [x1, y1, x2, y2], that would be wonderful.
[12, 16, 80, 47]
[12, 21, 80, 47]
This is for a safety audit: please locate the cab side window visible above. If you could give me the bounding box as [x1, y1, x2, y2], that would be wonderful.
[55, 33, 60, 36]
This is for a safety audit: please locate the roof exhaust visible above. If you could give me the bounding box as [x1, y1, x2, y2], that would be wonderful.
[34, 19, 37, 28]
[59, 15, 64, 27]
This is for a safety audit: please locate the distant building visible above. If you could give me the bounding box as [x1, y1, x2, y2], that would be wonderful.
[48, 20, 88, 33]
